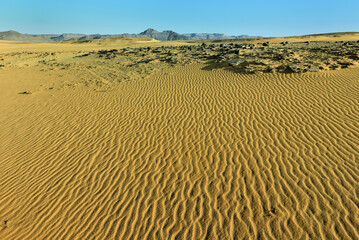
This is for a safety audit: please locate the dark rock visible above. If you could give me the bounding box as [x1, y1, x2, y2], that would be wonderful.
[338, 61, 352, 68]
[234, 50, 241, 55]
[330, 64, 340, 70]
[227, 58, 248, 66]
[346, 52, 359, 60]
[253, 60, 267, 65]
[170, 56, 177, 62]
[266, 66, 275, 73]
[270, 208, 277, 214]
[278, 65, 302, 73]
[19, 91, 32, 94]
[220, 53, 236, 59]
[263, 42, 271, 46]
[308, 65, 319, 72]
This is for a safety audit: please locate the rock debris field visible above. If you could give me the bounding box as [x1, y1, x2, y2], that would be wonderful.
[82, 40, 359, 74]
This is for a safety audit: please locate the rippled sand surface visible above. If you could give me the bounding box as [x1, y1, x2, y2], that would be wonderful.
[0, 40, 359, 239]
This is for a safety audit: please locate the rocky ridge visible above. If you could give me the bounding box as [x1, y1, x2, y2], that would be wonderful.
[0, 29, 260, 42]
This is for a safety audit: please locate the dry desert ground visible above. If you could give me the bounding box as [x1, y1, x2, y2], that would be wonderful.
[0, 33, 359, 239]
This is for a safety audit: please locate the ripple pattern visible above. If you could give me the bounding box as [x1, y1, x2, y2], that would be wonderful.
[0, 65, 359, 239]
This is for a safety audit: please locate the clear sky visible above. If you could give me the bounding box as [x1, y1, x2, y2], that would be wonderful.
[1, 0, 358, 37]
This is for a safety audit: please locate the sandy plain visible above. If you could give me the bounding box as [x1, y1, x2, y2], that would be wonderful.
[0, 34, 359, 239]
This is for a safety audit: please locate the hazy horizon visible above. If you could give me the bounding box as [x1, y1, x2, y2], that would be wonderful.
[1, 0, 359, 37]
[3, 29, 359, 38]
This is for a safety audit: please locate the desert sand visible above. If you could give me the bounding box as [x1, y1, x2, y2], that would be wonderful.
[0, 35, 359, 239]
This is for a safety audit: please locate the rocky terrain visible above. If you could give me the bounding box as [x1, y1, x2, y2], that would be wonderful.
[76, 40, 359, 76]
[0, 29, 260, 43]
[1, 39, 358, 92]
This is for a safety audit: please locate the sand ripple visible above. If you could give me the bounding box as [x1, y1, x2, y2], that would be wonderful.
[0, 65, 358, 239]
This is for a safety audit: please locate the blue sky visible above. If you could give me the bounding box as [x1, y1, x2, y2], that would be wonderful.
[1, 0, 358, 36]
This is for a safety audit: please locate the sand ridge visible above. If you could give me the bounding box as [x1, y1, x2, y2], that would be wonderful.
[0, 38, 359, 239]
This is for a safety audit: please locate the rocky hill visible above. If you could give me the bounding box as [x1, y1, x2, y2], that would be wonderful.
[183, 33, 260, 40]
[0, 29, 260, 43]
[0, 30, 53, 42]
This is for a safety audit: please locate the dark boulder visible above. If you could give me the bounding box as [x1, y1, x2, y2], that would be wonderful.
[263, 42, 271, 46]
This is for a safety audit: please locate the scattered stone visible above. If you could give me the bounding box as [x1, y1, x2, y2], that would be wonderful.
[330, 64, 340, 70]
[168, 56, 177, 63]
[308, 65, 319, 72]
[270, 208, 277, 214]
[76, 39, 359, 77]
[266, 66, 275, 73]
[19, 91, 32, 94]
[277, 65, 300, 73]
[234, 49, 241, 55]
[227, 58, 248, 66]
[263, 42, 271, 46]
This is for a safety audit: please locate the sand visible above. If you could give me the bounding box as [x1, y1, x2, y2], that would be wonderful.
[0, 36, 359, 239]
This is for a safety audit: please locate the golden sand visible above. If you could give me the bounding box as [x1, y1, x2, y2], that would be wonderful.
[0, 37, 358, 239]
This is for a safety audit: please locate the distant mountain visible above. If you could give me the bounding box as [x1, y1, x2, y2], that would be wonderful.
[138, 28, 189, 41]
[0, 29, 260, 43]
[183, 33, 261, 40]
[50, 33, 87, 41]
[76, 29, 190, 41]
[0, 30, 53, 42]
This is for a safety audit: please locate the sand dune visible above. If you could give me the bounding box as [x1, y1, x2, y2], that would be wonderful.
[0, 39, 359, 239]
